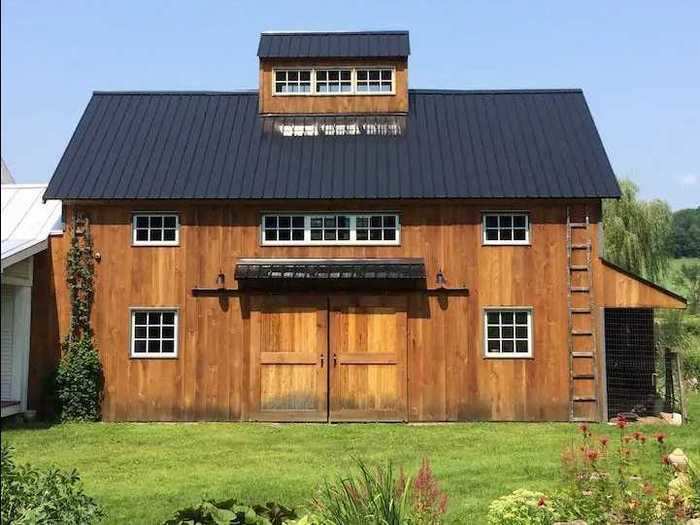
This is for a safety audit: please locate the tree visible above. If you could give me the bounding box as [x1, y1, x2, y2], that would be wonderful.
[673, 262, 700, 314]
[603, 179, 672, 282]
[671, 207, 700, 258]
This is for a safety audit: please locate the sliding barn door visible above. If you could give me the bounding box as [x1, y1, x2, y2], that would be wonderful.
[329, 296, 407, 422]
[249, 296, 328, 421]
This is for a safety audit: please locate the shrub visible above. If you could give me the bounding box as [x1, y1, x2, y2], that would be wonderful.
[162, 499, 297, 525]
[55, 213, 104, 421]
[1, 444, 104, 524]
[487, 489, 556, 525]
[311, 458, 447, 525]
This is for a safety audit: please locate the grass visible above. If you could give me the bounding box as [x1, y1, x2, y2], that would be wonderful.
[2, 393, 699, 524]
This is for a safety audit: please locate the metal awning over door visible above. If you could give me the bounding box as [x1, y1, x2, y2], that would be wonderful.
[234, 258, 426, 291]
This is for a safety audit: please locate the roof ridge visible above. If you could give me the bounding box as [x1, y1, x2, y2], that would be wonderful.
[410, 88, 583, 95]
[261, 30, 408, 35]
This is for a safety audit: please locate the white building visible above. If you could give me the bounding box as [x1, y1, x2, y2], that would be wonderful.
[1, 174, 62, 417]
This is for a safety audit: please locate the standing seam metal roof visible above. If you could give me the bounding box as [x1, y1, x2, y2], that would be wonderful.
[44, 89, 620, 200]
[257, 31, 410, 58]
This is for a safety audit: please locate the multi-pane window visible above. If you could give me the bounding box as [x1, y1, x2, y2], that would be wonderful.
[261, 213, 400, 245]
[133, 213, 179, 245]
[484, 309, 532, 358]
[482, 213, 529, 244]
[263, 215, 305, 242]
[315, 69, 352, 93]
[356, 215, 397, 241]
[274, 70, 312, 94]
[356, 69, 394, 93]
[131, 309, 178, 358]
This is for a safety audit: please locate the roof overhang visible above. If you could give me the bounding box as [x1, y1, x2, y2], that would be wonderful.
[1, 238, 47, 271]
[600, 258, 686, 310]
[234, 258, 426, 291]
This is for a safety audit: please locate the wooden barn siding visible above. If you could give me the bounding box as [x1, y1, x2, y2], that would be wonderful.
[45, 199, 602, 422]
[259, 58, 409, 114]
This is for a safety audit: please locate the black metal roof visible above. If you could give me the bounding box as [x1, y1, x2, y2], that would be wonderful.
[44, 89, 620, 200]
[257, 31, 410, 59]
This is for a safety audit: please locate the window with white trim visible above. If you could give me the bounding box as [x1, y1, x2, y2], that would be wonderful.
[315, 69, 352, 93]
[274, 70, 312, 94]
[132, 213, 179, 245]
[484, 309, 532, 358]
[261, 213, 400, 245]
[131, 309, 178, 358]
[356, 69, 394, 93]
[482, 212, 529, 244]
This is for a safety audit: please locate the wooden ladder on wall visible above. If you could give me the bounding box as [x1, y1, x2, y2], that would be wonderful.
[566, 205, 599, 422]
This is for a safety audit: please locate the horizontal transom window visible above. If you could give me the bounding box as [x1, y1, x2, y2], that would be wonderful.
[482, 212, 529, 244]
[261, 213, 400, 245]
[132, 213, 179, 246]
[272, 67, 395, 96]
[484, 309, 533, 358]
[131, 309, 178, 358]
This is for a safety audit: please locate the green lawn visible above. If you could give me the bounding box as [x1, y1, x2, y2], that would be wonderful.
[2, 395, 699, 524]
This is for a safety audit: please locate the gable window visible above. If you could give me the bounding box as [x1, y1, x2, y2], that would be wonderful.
[132, 213, 179, 246]
[315, 69, 352, 93]
[482, 212, 529, 245]
[356, 69, 394, 93]
[130, 309, 178, 358]
[484, 309, 533, 358]
[261, 213, 400, 245]
[274, 70, 312, 94]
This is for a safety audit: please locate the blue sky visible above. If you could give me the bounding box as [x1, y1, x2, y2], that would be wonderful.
[1, 1, 698, 209]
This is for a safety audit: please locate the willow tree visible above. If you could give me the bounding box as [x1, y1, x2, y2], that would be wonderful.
[603, 179, 672, 282]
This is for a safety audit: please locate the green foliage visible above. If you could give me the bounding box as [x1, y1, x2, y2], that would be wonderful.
[603, 179, 672, 282]
[55, 213, 103, 421]
[673, 261, 700, 314]
[671, 207, 700, 258]
[311, 459, 413, 525]
[656, 311, 700, 386]
[162, 499, 297, 525]
[1, 444, 104, 524]
[487, 489, 556, 525]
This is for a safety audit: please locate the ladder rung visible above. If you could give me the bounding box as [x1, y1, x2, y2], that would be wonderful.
[569, 265, 589, 271]
[572, 351, 594, 358]
[573, 396, 597, 402]
[570, 307, 592, 314]
[569, 222, 588, 228]
[572, 330, 593, 336]
[570, 243, 590, 249]
[571, 287, 590, 292]
[573, 374, 595, 380]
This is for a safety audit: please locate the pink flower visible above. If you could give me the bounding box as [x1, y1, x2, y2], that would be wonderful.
[585, 448, 600, 462]
[655, 433, 666, 443]
[616, 416, 628, 429]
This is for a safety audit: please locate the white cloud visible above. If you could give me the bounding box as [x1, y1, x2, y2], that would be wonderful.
[678, 174, 698, 186]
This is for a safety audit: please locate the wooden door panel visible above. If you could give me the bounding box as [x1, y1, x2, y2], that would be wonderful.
[329, 296, 407, 421]
[250, 296, 328, 421]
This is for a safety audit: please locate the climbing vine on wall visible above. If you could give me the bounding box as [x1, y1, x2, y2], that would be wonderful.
[55, 212, 103, 421]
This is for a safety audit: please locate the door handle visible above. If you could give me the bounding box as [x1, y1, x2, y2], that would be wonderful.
[320, 354, 324, 368]
[333, 353, 337, 367]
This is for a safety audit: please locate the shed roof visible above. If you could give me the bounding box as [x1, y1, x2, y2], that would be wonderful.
[44, 89, 620, 201]
[257, 31, 410, 59]
[1, 184, 62, 270]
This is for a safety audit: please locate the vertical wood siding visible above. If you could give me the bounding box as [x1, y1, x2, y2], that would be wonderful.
[41, 199, 603, 422]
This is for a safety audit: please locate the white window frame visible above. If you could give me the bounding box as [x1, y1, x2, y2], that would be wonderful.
[129, 307, 179, 359]
[272, 68, 313, 95]
[483, 307, 534, 359]
[314, 68, 354, 95]
[271, 66, 396, 97]
[132, 213, 180, 246]
[260, 212, 401, 246]
[482, 212, 530, 246]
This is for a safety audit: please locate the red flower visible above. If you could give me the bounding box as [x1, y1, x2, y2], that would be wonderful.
[585, 448, 600, 462]
[616, 416, 628, 429]
[639, 435, 647, 444]
[662, 454, 671, 466]
[599, 436, 609, 447]
[579, 423, 588, 434]
[655, 433, 666, 443]
[538, 496, 546, 507]
[632, 431, 643, 441]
